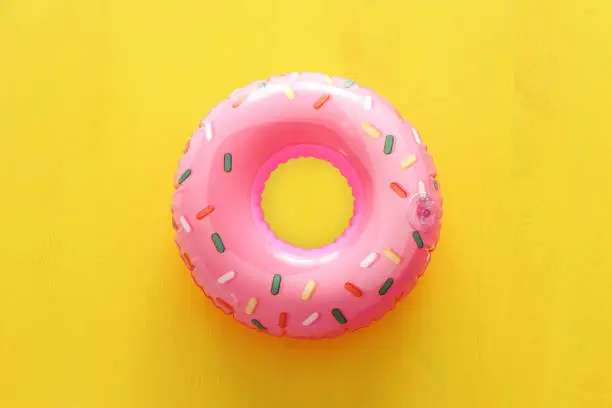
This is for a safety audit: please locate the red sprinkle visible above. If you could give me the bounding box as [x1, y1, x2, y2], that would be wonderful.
[279, 312, 288, 329]
[390, 182, 408, 198]
[183, 252, 194, 270]
[313, 94, 331, 109]
[215, 298, 233, 314]
[196, 206, 215, 220]
[344, 282, 363, 297]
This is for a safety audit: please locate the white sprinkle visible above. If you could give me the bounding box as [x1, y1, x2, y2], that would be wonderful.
[418, 181, 427, 198]
[204, 122, 213, 141]
[302, 312, 320, 326]
[246, 298, 258, 315]
[412, 128, 422, 144]
[217, 271, 236, 284]
[360, 252, 379, 268]
[179, 216, 192, 233]
[363, 96, 373, 111]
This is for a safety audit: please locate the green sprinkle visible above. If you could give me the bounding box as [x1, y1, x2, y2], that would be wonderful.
[252, 319, 267, 331]
[433, 179, 439, 191]
[178, 169, 191, 184]
[331, 308, 347, 324]
[413, 231, 424, 249]
[271, 274, 282, 295]
[211, 233, 225, 253]
[383, 135, 394, 155]
[343, 80, 355, 88]
[224, 153, 232, 173]
[259, 82, 266, 89]
[379, 278, 394, 295]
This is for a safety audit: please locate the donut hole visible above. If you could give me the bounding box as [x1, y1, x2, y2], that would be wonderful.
[261, 157, 355, 249]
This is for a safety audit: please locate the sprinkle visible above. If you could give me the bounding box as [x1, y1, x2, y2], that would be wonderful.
[302, 312, 319, 326]
[278, 312, 288, 328]
[179, 216, 192, 233]
[361, 123, 381, 138]
[271, 274, 282, 295]
[401, 155, 417, 169]
[331, 308, 347, 324]
[360, 252, 379, 268]
[323, 75, 333, 84]
[204, 122, 213, 141]
[390, 182, 408, 198]
[433, 179, 440, 191]
[246, 298, 258, 315]
[217, 271, 236, 284]
[196, 206, 215, 220]
[301, 280, 317, 301]
[211, 233, 225, 253]
[224, 153, 232, 172]
[283, 86, 295, 100]
[412, 128, 422, 144]
[383, 135, 394, 155]
[363, 96, 372, 111]
[171, 217, 178, 231]
[178, 169, 192, 185]
[314, 94, 331, 109]
[259, 82, 266, 89]
[216, 298, 233, 314]
[343, 80, 355, 88]
[183, 252, 194, 270]
[418, 181, 426, 197]
[252, 319, 267, 330]
[413, 231, 424, 249]
[183, 139, 191, 153]
[379, 278, 394, 295]
[384, 249, 402, 264]
[231, 95, 247, 108]
[344, 282, 363, 297]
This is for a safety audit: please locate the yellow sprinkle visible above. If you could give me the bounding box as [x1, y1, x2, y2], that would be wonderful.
[301, 280, 317, 301]
[246, 298, 258, 315]
[384, 249, 402, 264]
[401, 155, 417, 169]
[323, 75, 333, 84]
[284, 86, 295, 100]
[361, 123, 381, 139]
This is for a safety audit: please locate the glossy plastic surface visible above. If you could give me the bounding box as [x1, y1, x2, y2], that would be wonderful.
[171, 72, 442, 338]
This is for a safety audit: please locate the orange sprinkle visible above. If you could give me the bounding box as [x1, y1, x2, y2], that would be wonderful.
[390, 182, 408, 198]
[215, 298, 233, 314]
[196, 206, 215, 220]
[279, 312, 288, 329]
[344, 282, 363, 298]
[183, 139, 191, 154]
[313, 94, 330, 109]
[232, 95, 247, 108]
[183, 252, 194, 270]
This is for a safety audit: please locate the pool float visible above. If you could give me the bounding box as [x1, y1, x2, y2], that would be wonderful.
[171, 72, 442, 339]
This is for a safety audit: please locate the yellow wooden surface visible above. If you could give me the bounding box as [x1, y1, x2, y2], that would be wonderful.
[2, 1, 612, 407]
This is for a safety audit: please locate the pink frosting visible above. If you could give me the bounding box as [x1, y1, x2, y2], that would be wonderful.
[171, 72, 442, 339]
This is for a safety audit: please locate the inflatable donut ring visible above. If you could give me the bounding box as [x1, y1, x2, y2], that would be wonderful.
[171, 72, 442, 339]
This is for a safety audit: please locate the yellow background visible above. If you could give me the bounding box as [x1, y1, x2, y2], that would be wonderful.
[2, 0, 612, 407]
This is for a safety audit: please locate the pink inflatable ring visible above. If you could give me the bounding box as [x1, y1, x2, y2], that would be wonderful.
[171, 72, 442, 339]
